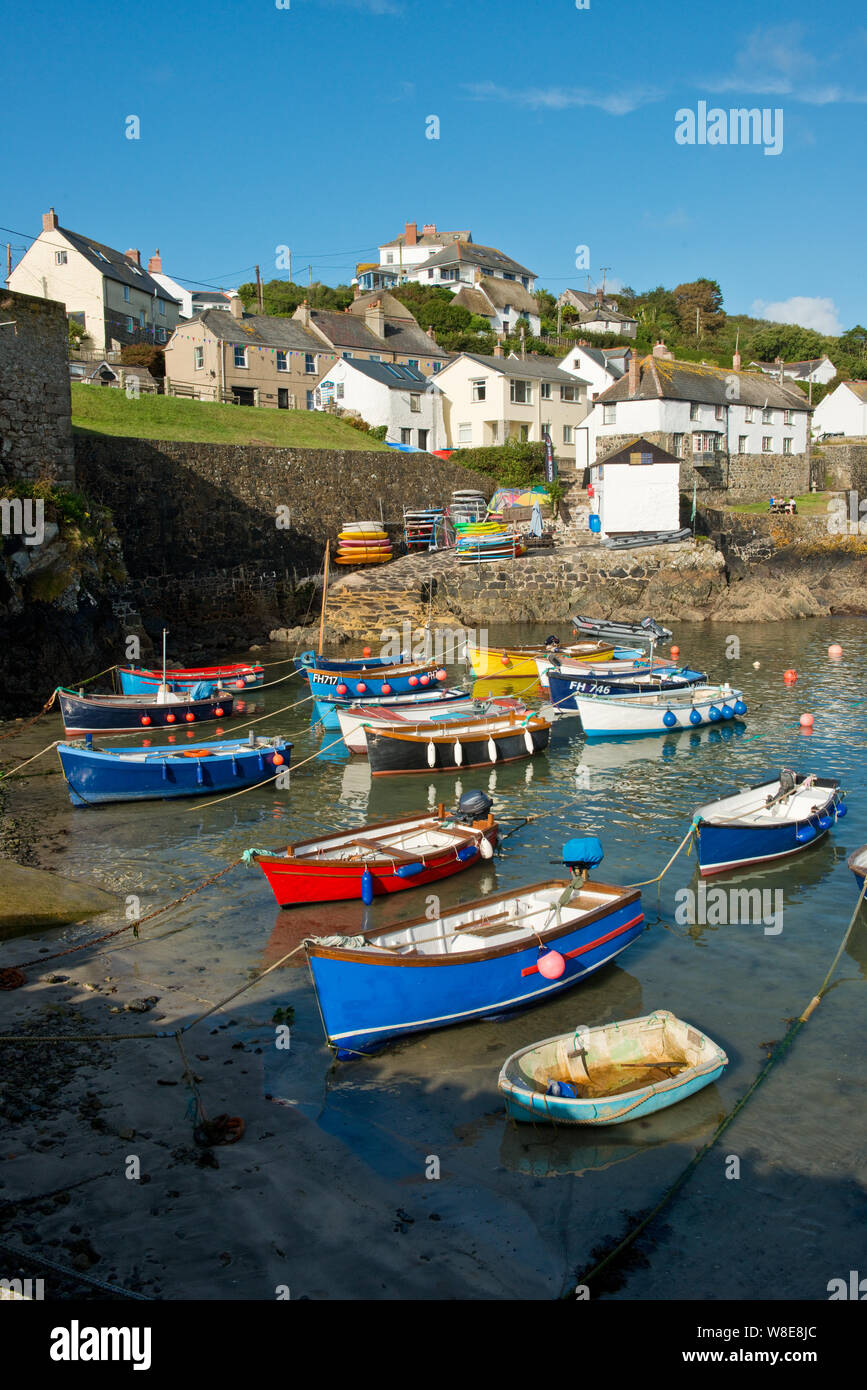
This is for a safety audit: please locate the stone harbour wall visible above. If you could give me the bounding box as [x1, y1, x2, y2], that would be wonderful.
[0, 289, 75, 488]
[596, 433, 812, 504]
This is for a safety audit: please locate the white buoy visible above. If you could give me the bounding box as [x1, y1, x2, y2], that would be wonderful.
[487, 737, 498, 762]
[427, 740, 436, 768]
[523, 728, 535, 754]
[453, 738, 463, 767]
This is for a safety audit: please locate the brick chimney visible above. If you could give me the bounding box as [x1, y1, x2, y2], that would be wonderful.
[652, 339, 673, 360]
[299, 299, 310, 328]
[126, 249, 141, 266]
[493, 336, 504, 358]
[422, 223, 437, 237]
[775, 354, 784, 384]
[628, 350, 640, 396]
[43, 207, 58, 232]
[732, 349, 741, 371]
[148, 248, 162, 275]
[404, 222, 418, 247]
[364, 298, 385, 338]
[229, 294, 244, 321]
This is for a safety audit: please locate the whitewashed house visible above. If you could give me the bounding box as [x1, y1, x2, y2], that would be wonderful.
[750, 355, 837, 387]
[591, 437, 681, 536]
[583, 353, 812, 464]
[358, 222, 472, 290]
[406, 241, 537, 295]
[313, 358, 444, 451]
[558, 344, 629, 401]
[452, 273, 541, 336]
[434, 351, 589, 461]
[812, 381, 867, 439]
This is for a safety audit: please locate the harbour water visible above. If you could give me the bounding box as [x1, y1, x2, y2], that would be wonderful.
[3, 616, 866, 1299]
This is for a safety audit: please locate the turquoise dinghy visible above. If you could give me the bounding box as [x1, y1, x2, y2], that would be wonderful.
[498, 1010, 727, 1125]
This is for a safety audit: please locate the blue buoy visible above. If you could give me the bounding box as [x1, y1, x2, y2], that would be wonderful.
[721, 704, 734, 719]
[361, 867, 374, 904]
[457, 845, 478, 862]
[836, 802, 847, 818]
[546, 1079, 578, 1098]
[196, 762, 205, 785]
[689, 708, 702, 725]
[817, 814, 832, 830]
[796, 825, 817, 843]
[734, 699, 748, 716]
[663, 710, 677, 728]
[395, 862, 425, 878]
[708, 705, 721, 722]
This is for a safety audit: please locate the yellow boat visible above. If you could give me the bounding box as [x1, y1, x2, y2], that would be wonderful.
[467, 641, 615, 680]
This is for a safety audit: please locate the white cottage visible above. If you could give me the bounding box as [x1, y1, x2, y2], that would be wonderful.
[591, 437, 681, 536]
[812, 381, 867, 439]
[313, 358, 444, 451]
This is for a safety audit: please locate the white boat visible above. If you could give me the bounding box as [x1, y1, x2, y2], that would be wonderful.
[574, 683, 747, 739]
[337, 695, 518, 754]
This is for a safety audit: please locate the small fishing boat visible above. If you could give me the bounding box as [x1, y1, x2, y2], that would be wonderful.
[571, 614, 673, 644]
[693, 771, 846, 876]
[849, 846, 867, 892]
[313, 685, 472, 730]
[57, 686, 235, 738]
[498, 1011, 728, 1125]
[250, 791, 498, 907]
[294, 648, 412, 676]
[574, 684, 747, 739]
[366, 710, 550, 776]
[118, 663, 263, 696]
[306, 660, 444, 702]
[337, 696, 525, 754]
[57, 732, 291, 805]
[305, 876, 644, 1058]
[547, 666, 707, 712]
[467, 641, 615, 681]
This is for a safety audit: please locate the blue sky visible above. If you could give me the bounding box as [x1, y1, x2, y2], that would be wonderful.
[4, 0, 867, 332]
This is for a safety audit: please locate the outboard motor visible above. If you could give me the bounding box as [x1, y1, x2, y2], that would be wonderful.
[457, 789, 493, 823]
[562, 836, 604, 882]
[544, 634, 560, 651]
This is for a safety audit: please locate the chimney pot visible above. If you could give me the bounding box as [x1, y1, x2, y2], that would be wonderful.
[42, 207, 58, 232]
[732, 350, 741, 371]
[147, 248, 162, 275]
[229, 294, 244, 321]
[422, 223, 437, 237]
[125, 248, 141, 266]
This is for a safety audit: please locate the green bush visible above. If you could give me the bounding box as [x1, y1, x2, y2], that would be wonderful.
[448, 439, 546, 487]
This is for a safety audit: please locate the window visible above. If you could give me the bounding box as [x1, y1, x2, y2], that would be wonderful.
[343, 351, 353, 360]
[762, 436, 773, 452]
[504, 272, 515, 281]
[744, 406, 755, 422]
[386, 253, 394, 264]
[540, 382, 551, 400]
[401, 428, 411, 445]
[440, 268, 459, 281]
[278, 388, 289, 409]
[427, 270, 434, 280]
[458, 423, 472, 444]
[692, 432, 719, 453]
[560, 383, 578, 402]
[783, 437, 793, 455]
[501, 322, 509, 334]
[715, 404, 726, 421]
[689, 402, 701, 421]
[737, 435, 748, 453]
[158, 299, 166, 316]
[563, 424, 573, 444]
[336, 382, 344, 399]
[784, 410, 794, 425]
[234, 346, 247, 368]
[602, 403, 616, 425]
[139, 311, 145, 327]
[306, 390, 314, 410]
[123, 286, 130, 302]
[762, 408, 774, 424]
[542, 422, 551, 439]
[305, 353, 316, 374]
[276, 351, 287, 372]
[503, 304, 512, 316]
[369, 354, 382, 362]
[131, 266, 143, 277]
[126, 316, 134, 333]
[472, 380, 486, 402]
[55, 250, 67, 265]
[522, 276, 529, 288]
[410, 394, 421, 412]
[407, 359, 419, 370]
[510, 379, 532, 404]
[432, 361, 442, 373]
[417, 429, 428, 450]
[673, 433, 684, 457]
[519, 424, 529, 442]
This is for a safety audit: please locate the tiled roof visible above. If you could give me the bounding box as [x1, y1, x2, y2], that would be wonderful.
[413, 241, 535, 278]
[579, 306, 638, 324]
[57, 225, 179, 303]
[339, 359, 432, 389]
[381, 229, 470, 250]
[181, 309, 327, 352]
[595, 356, 812, 409]
[309, 304, 443, 357]
[454, 352, 585, 384]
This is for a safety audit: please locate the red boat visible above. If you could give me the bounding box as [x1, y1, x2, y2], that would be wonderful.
[119, 663, 264, 695]
[249, 797, 498, 908]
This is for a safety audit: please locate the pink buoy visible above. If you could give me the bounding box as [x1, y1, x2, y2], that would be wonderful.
[336, 683, 348, 695]
[381, 683, 392, 695]
[436, 668, 447, 681]
[409, 675, 418, 686]
[537, 950, 566, 980]
[357, 682, 367, 694]
[828, 643, 843, 659]
[799, 713, 814, 728]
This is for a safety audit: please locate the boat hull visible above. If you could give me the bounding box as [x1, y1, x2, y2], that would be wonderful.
[575, 687, 745, 739]
[695, 779, 844, 875]
[849, 847, 867, 891]
[313, 687, 470, 730]
[118, 666, 262, 695]
[337, 698, 486, 753]
[57, 737, 291, 805]
[468, 643, 615, 680]
[367, 721, 550, 776]
[57, 690, 235, 738]
[307, 890, 644, 1058]
[307, 665, 441, 700]
[295, 649, 409, 674]
[547, 668, 706, 711]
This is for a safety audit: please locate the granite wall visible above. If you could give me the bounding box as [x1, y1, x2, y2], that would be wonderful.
[0, 289, 74, 487]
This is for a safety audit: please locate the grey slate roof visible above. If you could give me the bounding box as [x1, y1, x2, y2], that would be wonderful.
[185, 309, 327, 352]
[381, 229, 471, 250]
[413, 241, 535, 278]
[457, 352, 586, 385]
[594, 356, 812, 410]
[308, 306, 443, 358]
[340, 359, 432, 389]
[579, 306, 637, 325]
[58, 226, 179, 303]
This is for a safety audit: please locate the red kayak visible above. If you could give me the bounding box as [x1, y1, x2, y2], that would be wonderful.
[250, 802, 498, 908]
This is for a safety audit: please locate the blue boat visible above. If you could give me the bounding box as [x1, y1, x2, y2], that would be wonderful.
[313, 685, 474, 730]
[294, 648, 411, 676]
[305, 876, 644, 1059]
[848, 846, 867, 893]
[306, 661, 445, 703]
[118, 663, 263, 696]
[57, 687, 235, 738]
[57, 733, 292, 805]
[693, 772, 845, 876]
[498, 1011, 728, 1125]
[547, 666, 706, 712]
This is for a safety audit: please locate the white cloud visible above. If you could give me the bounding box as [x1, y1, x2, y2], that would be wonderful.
[708, 22, 867, 103]
[463, 81, 663, 117]
[751, 296, 843, 335]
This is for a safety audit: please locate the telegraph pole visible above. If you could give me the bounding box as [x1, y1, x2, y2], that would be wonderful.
[255, 265, 264, 312]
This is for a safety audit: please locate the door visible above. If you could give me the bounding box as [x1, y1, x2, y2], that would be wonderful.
[232, 386, 255, 406]
[278, 388, 289, 409]
[417, 429, 428, 450]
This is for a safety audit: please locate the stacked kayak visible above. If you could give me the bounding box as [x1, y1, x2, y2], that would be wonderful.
[336, 521, 393, 566]
[454, 521, 526, 564]
[404, 506, 444, 550]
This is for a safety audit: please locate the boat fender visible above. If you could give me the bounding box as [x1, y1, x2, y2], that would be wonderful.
[457, 845, 477, 862]
[817, 813, 832, 830]
[257, 753, 265, 771]
[734, 699, 748, 716]
[689, 708, 702, 725]
[479, 834, 494, 860]
[835, 801, 847, 818]
[232, 756, 240, 776]
[796, 824, 817, 843]
[721, 704, 734, 720]
[395, 862, 425, 878]
[196, 763, 205, 785]
[427, 740, 437, 768]
[487, 737, 498, 762]
[161, 762, 168, 781]
[361, 867, 375, 904]
[546, 1079, 578, 1099]
[523, 728, 535, 754]
[453, 738, 463, 767]
[708, 705, 721, 722]
[663, 710, 677, 728]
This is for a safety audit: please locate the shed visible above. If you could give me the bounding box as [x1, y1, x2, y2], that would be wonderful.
[591, 436, 680, 535]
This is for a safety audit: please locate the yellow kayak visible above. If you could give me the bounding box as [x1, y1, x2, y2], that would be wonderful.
[338, 530, 388, 542]
[335, 553, 392, 565]
[467, 642, 615, 679]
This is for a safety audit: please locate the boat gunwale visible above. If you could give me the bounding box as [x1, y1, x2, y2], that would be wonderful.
[695, 776, 841, 828]
[256, 809, 496, 868]
[366, 714, 550, 744]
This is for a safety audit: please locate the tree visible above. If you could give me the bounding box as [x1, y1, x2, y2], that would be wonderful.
[67, 316, 87, 352]
[120, 344, 165, 378]
[746, 323, 827, 364]
[534, 288, 557, 320]
[672, 279, 725, 340]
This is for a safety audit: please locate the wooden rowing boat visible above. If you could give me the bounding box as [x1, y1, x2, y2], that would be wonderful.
[366, 710, 551, 776]
[693, 772, 846, 875]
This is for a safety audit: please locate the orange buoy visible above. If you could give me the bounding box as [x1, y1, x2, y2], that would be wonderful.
[799, 713, 814, 728]
[273, 753, 285, 765]
[363, 646, 372, 657]
[185, 712, 195, 722]
[784, 669, 797, 683]
[141, 716, 151, 725]
[828, 643, 843, 659]
[166, 712, 176, 723]
[670, 645, 680, 658]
